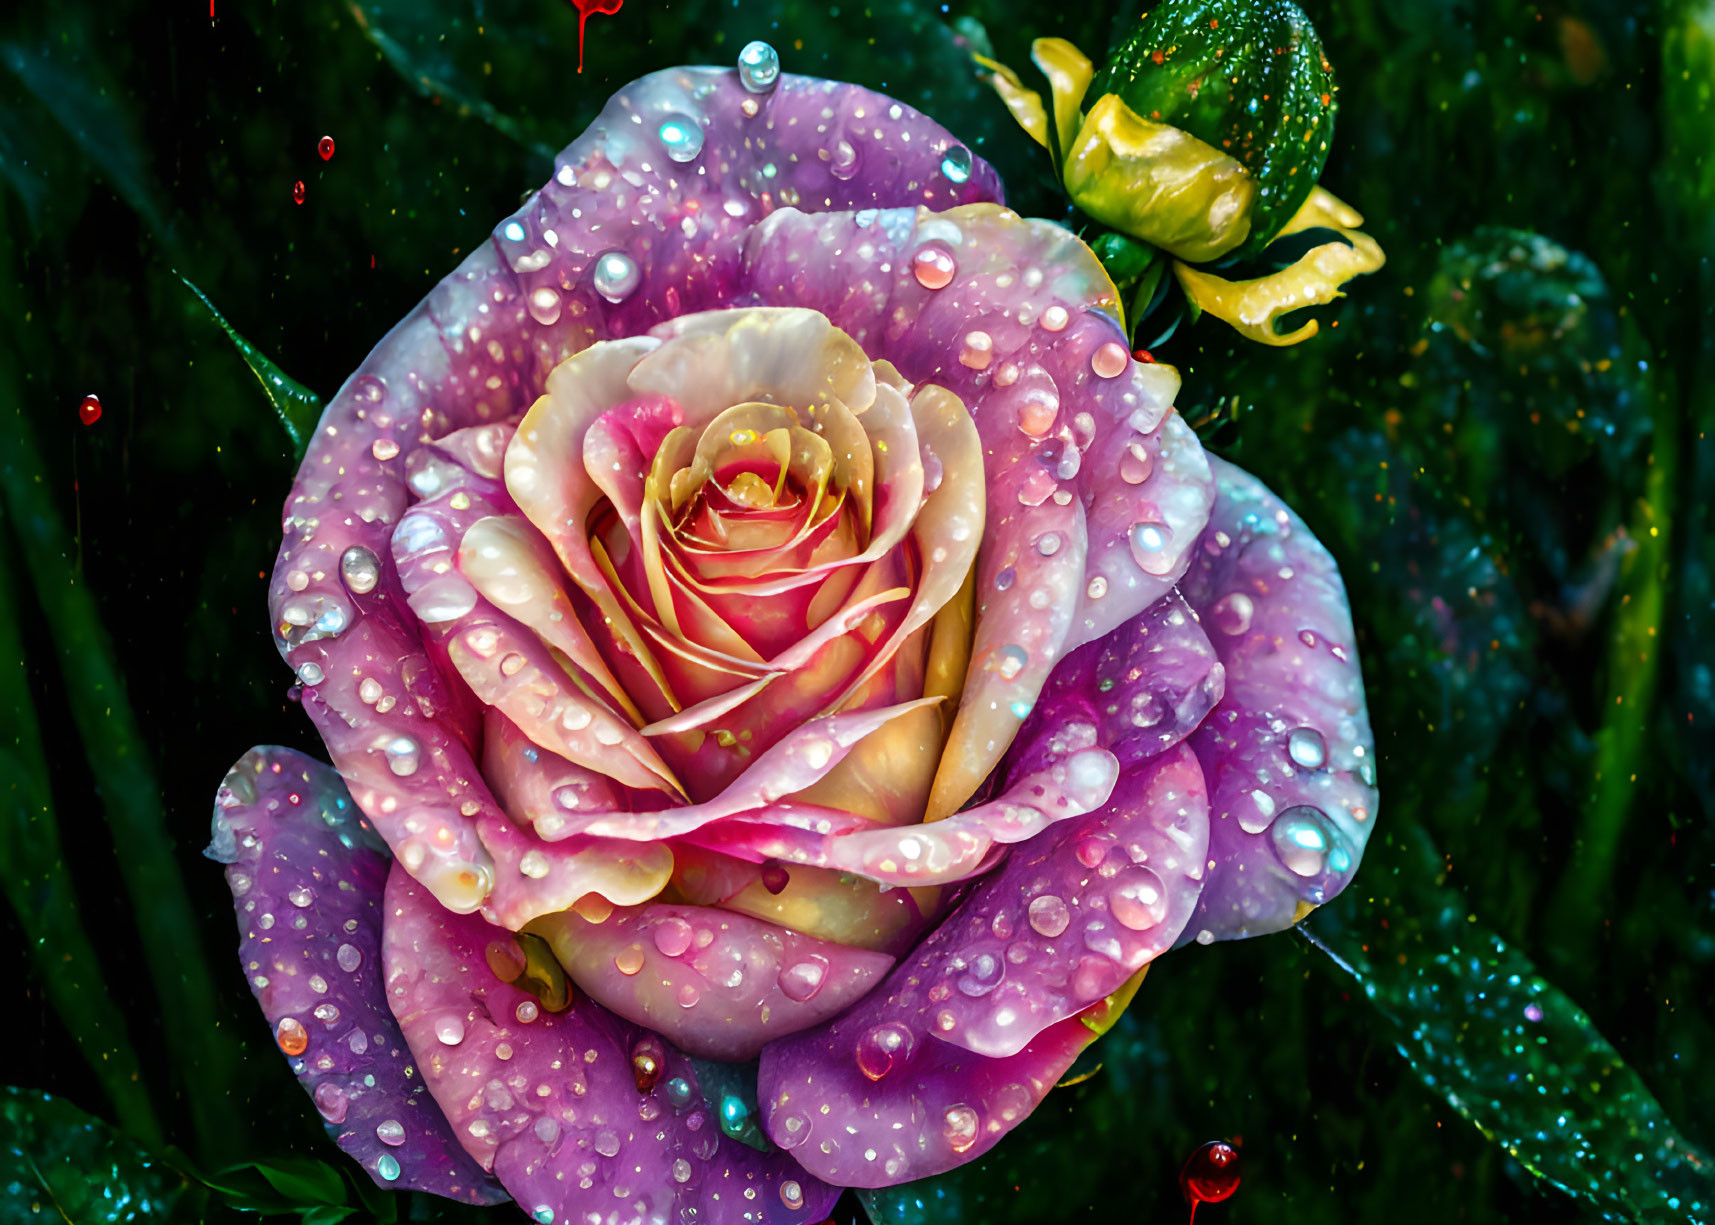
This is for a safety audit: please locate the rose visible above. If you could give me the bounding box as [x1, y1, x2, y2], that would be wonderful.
[211, 47, 1378, 1222]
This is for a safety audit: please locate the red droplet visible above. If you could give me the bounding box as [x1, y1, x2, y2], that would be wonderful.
[1180, 1141, 1241, 1223]
[1133, 348, 1157, 364]
[78, 394, 102, 426]
[566, 0, 624, 74]
[760, 862, 790, 895]
[318, 135, 336, 161]
[292, 179, 306, 205]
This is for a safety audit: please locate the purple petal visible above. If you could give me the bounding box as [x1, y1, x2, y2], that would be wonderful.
[379, 863, 838, 1222]
[269, 67, 1002, 915]
[209, 747, 505, 1204]
[755, 745, 1207, 1187]
[1176, 455, 1380, 942]
[528, 902, 896, 1061]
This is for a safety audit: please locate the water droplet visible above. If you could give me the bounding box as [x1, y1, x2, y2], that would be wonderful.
[296, 662, 325, 686]
[435, 1014, 466, 1045]
[292, 179, 306, 205]
[340, 545, 381, 595]
[1087, 575, 1108, 599]
[376, 1154, 401, 1182]
[1271, 806, 1337, 877]
[275, 1016, 308, 1056]
[760, 862, 790, 894]
[1128, 521, 1175, 575]
[737, 40, 780, 92]
[527, 286, 563, 325]
[913, 245, 956, 289]
[855, 1022, 912, 1080]
[1180, 1140, 1241, 1210]
[313, 1002, 340, 1023]
[665, 1077, 694, 1109]
[516, 999, 540, 1023]
[78, 394, 102, 426]
[1022, 885, 1063, 933]
[1035, 531, 1063, 557]
[384, 736, 421, 777]
[1287, 727, 1327, 770]
[594, 1129, 621, 1157]
[336, 943, 362, 973]
[592, 251, 640, 303]
[653, 917, 693, 957]
[778, 954, 830, 1002]
[313, 1082, 348, 1123]
[376, 1118, 406, 1146]
[957, 951, 1004, 997]
[658, 114, 705, 163]
[288, 886, 314, 908]
[318, 135, 335, 161]
[676, 982, 701, 1008]
[943, 1104, 979, 1153]
[1110, 867, 1168, 931]
[1091, 342, 1129, 378]
[614, 946, 645, 976]
[1018, 391, 1059, 437]
[827, 139, 859, 180]
[995, 566, 1016, 591]
[995, 644, 1029, 680]
[1209, 592, 1254, 636]
[1525, 1002, 1545, 1023]
[532, 1207, 555, 1224]
[780, 1180, 804, 1210]
[519, 850, 550, 878]
[631, 1037, 665, 1092]
[671, 1157, 693, 1183]
[1119, 440, 1153, 484]
[1041, 305, 1069, 332]
[959, 330, 993, 370]
[940, 143, 973, 183]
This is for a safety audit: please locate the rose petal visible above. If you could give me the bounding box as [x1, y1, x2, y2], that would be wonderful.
[755, 746, 1206, 1186]
[381, 864, 838, 1222]
[272, 67, 999, 912]
[209, 747, 505, 1204]
[529, 902, 896, 1060]
[1176, 455, 1380, 942]
[713, 203, 1214, 816]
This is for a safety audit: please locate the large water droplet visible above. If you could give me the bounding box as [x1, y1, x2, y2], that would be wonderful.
[943, 1104, 979, 1153]
[653, 917, 693, 957]
[435, 1014, 466, 1045]
[995, 643, 1028, 681]
[1028, 893, 1070, 937]
[1180, 1140, 1242, 1209]
[658, 114, 705, 163]
[376, 1154, 400, 1182]
[940, 144, 973, 183]
[956, 950, 1004, 997]
[631, 1036, 665, 1092]
[1091, 341, 1129, 378]
[527, 286, 562, 325]
[1109, 867, 1168, 931]
[828, 139, 859, 180]
[339, 545, 381, 595]
[384, 736, 421, 777]
[592, 251, 640, 303]
[376, 1118, 406, 1146]
[275, 1016, 308, 1056]
[778, 954, 830, 1002]
[737, 40, 780, 92]
[1209, 592, 1254, 636]
[1286, 727, 1327, 769]
[855, 1022, 913, 1081]
[913, 245, 956, 289]
[314, 1082, 348, 1123]
[1271, 806, 1338, 877]
[336, 942, 362, 973]
[1128, 521, 1175, 575]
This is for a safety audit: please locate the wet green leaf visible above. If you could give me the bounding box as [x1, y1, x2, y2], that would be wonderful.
[0, 1087, 189, 1223]
[177, 274, 327, 460]
[1301, 826, 1714, 1224]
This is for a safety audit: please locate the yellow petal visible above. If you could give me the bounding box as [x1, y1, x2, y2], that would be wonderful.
[1030, 37, 1094, 163]
[1062, 93, 1255, 262]
[974, 54, 1050, 150]
[1172, 192, 1387, 347]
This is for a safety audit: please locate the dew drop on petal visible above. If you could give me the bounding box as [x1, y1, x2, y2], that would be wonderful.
[288, 886, 314, 908]
[592, 251, 640, 303]
[665, 1077, 694, 1109]
[1027, 893, 1071, 937]
[384, 736, 421, 777]
[1086, 575, 1109, 600]
[516, 1000, 540, 1024]
[676, 982, 701, 1008]
[1119, 441, 1154, 485]
[376, 1154, 400, 1182]
[1041, 305, 1069, 332]
[275, 1017, 308, 1056]
[371, 437, 400, 461]
[737, 40, 780, 92]
[313, 1082, 348, 1123]
[519, 850, 550, 878]
[1209, 592, 1254, 636]
[995, 644, 1028, 680]
[336, 942, 362, 973]
[855, 1022, 912, 1081]
[339, 545, 381, 595]
[1271, 806, 1336, 877]
[780, 1180, 804, 1210]
[1110, 868, 1168, 931]
[376, 1118, 406, 1146]
[940, 143, 973, 183]
[1287, 727, 1327, 769]
[527, 286, 563, 325]
[1091, 342, 1129, 378]
[296, 662, 324, 686]
[913, 245, 956, 289]
[653, 917, 694, 957]
[943, 1104, 979, 1153]
[778, 954, 830, 1002]
[614, 946, 645, 976]
[630, 1037, 665, 1092]
[435, 1014, 466, 1045]
[1128, 521, 1175, 575]
[658, 114, 705, 163]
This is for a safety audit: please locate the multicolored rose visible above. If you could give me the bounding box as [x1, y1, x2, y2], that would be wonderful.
[212, 41, 1377, 1224]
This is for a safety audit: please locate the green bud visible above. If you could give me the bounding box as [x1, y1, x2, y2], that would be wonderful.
[1091, 0, 1337, 257]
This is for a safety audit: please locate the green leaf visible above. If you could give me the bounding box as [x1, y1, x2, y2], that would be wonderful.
[176, 273, 326, 460]
[0, 1087, 189, 1223]
[0, 376, 249, 1165]
[0, 538, 161, 1148]
[1301, 824, 1714, 1223]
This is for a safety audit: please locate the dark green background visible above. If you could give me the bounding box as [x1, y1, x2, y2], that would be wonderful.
[2, 1, 1711, 1222]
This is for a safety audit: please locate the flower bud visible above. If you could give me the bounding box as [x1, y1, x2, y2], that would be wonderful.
[1087, 0, 1337, 257]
